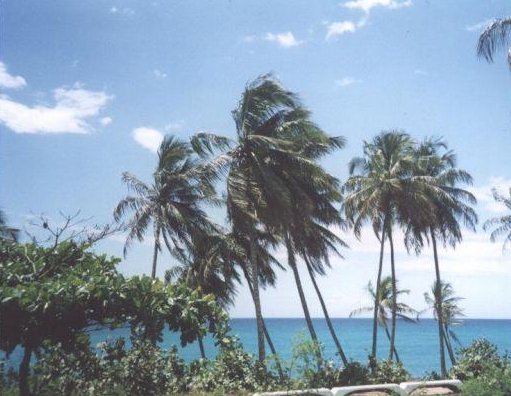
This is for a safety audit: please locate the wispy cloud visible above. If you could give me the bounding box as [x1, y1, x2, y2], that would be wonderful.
[0, 62, 26, 89]
[100, 116, 112, 126]
[153, 69, 167, 79]
[470, 176, 511, 215]
[265, 32, 304, 48]
[164, 120, 185, 132]
[132, 127, 163, 153]
[466, 18, 493, 32]
[0, 81, 112, 134]
[342, 0, 412, 14]
[109, 6, 135, 16]
[326, 21, 358, 39]
[335, 76, 363, 87]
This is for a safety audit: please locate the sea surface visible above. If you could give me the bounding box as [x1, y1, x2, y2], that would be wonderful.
[3, 318, 511, 377]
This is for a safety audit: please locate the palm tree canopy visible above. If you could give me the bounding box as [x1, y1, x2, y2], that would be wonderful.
[424, 280, 464, 326]
[350, 276, 419, 327]
[114, 135, 215, 257]
[483, 187, 511, 249]
[477, 18, 511, 68]
[192, 74, 343, 236]
[404, 137, 477, 253]
[165, 229, 241, 308]
[343, 130, 424, 238]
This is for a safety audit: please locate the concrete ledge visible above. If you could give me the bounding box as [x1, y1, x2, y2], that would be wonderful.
[254, 380, 463, 396]
[332, 383, 402, 396]
[253, 388, 333, 396]
[400, 379, 462, 394]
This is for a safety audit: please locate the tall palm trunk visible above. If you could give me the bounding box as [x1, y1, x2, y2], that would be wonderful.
[242, 267, 285, 380]
[151, 224, 161, 279]
[304, 256, 348, 366]
[249, 228, 266, 363]
[285, 234, 323, 365]
[443, 324, 456, 366]
[383, 324, 400, 362]
[198, 336, 206, 359]
[19, 346, 32, 396]
[388, 227, 398, 361]
[431, 228, 447, 377]
[371, 226, 386, 362]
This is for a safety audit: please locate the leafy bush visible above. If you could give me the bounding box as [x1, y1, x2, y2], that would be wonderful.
[462, 366, 511, 396]
[336, 361, 370, 386]
[373, 359, 409, 384]
[421, 370, 441, 381]
[190, 337, 279, 393]
[32, 339, 189, 396]
[452, 338, 510, 380]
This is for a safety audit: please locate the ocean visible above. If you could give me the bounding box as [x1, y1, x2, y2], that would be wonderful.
[3, 318, 510, 377]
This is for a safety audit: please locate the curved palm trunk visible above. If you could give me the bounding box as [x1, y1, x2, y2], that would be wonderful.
[249, 228, 266, 363]
[242, 267, 285, 380]
[151, 224, 161, 279]
[285, 235, 322, 366]
[19, 346, 32, 396]
[198, 336, 206, 359]
[388, 228, 398, 361]
[305, 256, 348, 366]
[383, 324, 400, 363]
[371, 226, 386, 363]
[443, 324, 456, 366]
[431, 229, 447, 377]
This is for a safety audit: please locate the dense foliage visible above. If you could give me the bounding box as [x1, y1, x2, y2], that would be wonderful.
[0, 239, 228, 395]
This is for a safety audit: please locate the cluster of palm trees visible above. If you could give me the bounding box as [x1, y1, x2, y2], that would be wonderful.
[114, 73, 510, 378]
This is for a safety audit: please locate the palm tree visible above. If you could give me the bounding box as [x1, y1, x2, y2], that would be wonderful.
[344, 131, 421, 362]
[272, 123, 346, 365]
[424, 281, 465, 366]
[477, 18, 511, 68]
[350, 276, 418, 362]
[301, 221, 350, 365]
[405, 137, 477, 376]
[484, 188, 511, 249]
[114, 135, 213, 278]
[191, 74, 325, 362]
[0, 210, 19, 241]
[165, 229, 240, 358]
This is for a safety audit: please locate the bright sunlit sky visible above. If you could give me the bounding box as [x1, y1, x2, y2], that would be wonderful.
[1, 0, 511, 319]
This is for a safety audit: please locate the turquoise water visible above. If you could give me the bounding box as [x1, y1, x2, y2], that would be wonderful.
[4, 318, 511, 377]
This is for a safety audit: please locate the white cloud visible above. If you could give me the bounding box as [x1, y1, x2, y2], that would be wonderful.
[164, 120, 184, 132]
[109, 6, 135, 16]
[342, 0, 412, 14]
[326, 21, 358, 39]
[0, 84, 112, 134]
[335, 76, 362, 87]
[100, 116, 112, 126]
[414, 68, 428, 76]
[265, 32, 303, 48]
[132, 127, 163, 153]
[0, 62, 26, 89]
[470, 176, 511, 215]
[466, 18, 493, 32]
[153, 69, 167, 79]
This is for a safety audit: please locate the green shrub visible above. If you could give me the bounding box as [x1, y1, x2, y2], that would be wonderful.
[336, 361, 370, 386]
[452, 338, 510, 381]
[190, 337, 280, 393]
[462, 366, 511, 396]
[373, 359, 409, 384]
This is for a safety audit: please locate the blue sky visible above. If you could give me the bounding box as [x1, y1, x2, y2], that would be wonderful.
[1, 0, 511, 318]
